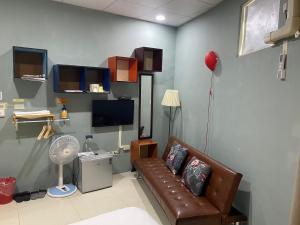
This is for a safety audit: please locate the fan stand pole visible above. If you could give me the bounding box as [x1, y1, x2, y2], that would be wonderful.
[58, 164, 64, 188]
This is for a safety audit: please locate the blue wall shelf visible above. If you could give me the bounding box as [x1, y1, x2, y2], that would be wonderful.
[53, 64, 110, 93]
[13, 46, 48, 81]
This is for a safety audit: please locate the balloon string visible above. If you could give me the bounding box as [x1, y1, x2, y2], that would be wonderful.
[204, 72, 214, 154]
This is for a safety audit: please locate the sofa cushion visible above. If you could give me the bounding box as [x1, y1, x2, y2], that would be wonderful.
[166, 143, 188, 175]
[182, 156, 211, 196]
[134, 158, 221, 225]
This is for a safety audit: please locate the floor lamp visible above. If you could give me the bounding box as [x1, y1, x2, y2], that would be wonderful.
[161, 89, 181, 137]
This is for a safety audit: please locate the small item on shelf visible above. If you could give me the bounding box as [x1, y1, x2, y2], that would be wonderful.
[60, 105, 68, 119]
[21, 74, 46, 82]
[64, 90, 83, 93]
[56, 98, 69, 119]
[98, 85, 104, 93]
[90, 84, 99, 93]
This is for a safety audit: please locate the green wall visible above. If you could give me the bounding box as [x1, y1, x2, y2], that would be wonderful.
[174, 1, 300, 225]
[0, 0, 176, 191]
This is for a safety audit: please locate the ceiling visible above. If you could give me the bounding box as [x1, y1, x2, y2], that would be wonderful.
[52, 0, 223, 27]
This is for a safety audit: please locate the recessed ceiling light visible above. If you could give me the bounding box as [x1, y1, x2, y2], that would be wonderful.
[156, 15, 166, 21]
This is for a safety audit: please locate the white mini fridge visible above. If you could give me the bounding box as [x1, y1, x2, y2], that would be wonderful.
[74, 151, 113, 193]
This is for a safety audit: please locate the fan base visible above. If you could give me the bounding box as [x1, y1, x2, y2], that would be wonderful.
[47, 184, 77, 198]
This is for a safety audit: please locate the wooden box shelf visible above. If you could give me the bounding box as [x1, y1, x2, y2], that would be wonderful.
[108, 56, 138, 82]
[53, 64, 110, 93]
[134, 47, 163, 72]
[13, 46, 48, 80]
[131, 139, 158, 164]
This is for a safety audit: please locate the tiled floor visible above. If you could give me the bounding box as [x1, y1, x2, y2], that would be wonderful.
[0, 172, 170, 225]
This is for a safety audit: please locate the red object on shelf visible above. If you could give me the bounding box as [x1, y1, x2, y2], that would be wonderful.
[0, 177, 16, 204]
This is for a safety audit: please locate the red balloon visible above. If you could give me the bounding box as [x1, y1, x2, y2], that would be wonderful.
[205, 51, 218, 72]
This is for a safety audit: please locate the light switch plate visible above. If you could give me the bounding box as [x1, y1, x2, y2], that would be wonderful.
[0, 92, 2, 101]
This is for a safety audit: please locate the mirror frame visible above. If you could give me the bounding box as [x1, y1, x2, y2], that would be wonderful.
[138, 73, 154, 140]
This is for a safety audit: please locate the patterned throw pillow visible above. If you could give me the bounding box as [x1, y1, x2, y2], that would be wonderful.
[182, 156, 211, 196]
[166, 143, 188, 175]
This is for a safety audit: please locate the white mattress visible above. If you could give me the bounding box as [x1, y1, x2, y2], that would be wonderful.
[69, 207, 160, 225]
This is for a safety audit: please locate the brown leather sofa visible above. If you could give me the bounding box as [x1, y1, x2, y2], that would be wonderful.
[133, 137, 243, 225]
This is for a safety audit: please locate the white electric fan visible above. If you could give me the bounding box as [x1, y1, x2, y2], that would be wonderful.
[47, 135, 80, 198]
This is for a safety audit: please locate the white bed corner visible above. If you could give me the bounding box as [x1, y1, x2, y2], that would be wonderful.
[69, 207, 160, 225]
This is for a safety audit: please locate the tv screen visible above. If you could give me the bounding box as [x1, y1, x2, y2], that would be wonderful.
[92, 100, 134, 127]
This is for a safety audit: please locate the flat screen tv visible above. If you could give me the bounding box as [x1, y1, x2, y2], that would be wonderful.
[92, 100, 134, 127]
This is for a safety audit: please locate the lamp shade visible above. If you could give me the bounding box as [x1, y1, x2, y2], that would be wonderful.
[161, 89, 181, 107]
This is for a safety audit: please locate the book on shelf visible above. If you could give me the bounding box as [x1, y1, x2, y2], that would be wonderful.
[21, 74, 46, 82]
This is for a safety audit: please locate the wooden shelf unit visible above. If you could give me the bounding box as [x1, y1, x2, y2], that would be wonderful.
[53, 64, 110, 93]
[134, 47, 163, 72]
[130, 139, 158, 164]
[13, 46, 48, 80]
[108, 56, 138, 82]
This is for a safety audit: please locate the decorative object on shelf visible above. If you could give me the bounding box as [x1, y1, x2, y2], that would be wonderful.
[130, 139, 158, 166]
[60, 105, 68, 120]
[47, 135, 79, 198]
[161, 89, 181, 137]
[139, 74, 153, 139]
[89, 84, 100, 93]
[134, 47, 163, 72]
[56, 98, 69, 120]
[108, 56, 138, 82]
[13, 46, 48, 81]
[53, 64, 110, 93]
